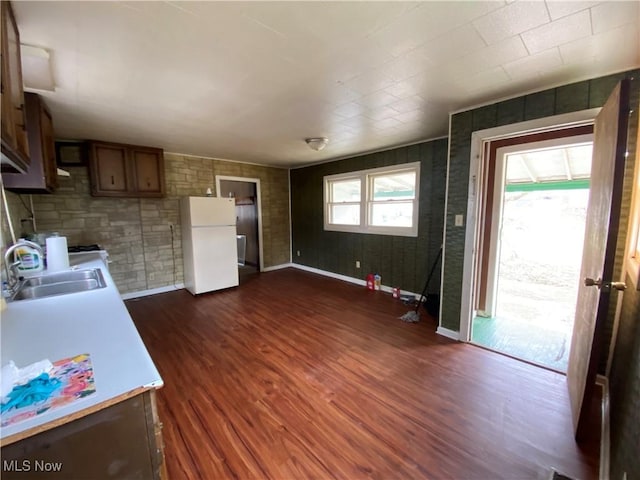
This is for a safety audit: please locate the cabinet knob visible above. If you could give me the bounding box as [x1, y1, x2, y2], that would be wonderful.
[111, 175, 115, 185]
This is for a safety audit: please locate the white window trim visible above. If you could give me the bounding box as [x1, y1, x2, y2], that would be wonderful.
[324, 162, 420, 237]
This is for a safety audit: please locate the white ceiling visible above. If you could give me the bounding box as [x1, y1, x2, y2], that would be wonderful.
[13, 1, 640, 168]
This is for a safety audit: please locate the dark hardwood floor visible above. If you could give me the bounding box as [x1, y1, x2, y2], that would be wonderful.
[126, 268, 599, 480]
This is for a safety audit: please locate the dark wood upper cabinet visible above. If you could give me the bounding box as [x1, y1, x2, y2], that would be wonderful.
[131, 147, 164, 195]
[89, 141, 165, 198]
[1, 0, 30, 173]
[3, 93, 58, 193]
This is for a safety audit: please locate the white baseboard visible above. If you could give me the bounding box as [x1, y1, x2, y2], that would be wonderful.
[436, 326, 460, 341]
[596, 374, 610, 480]
[291, 263, 420, 297]
[261, 263, 293, 272]
[121, 283, 184, 300]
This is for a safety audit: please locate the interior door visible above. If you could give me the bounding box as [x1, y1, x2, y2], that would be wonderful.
[567, 79, 630, 440]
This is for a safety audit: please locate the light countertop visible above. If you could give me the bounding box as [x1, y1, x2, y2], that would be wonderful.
[0, 252, 163, 445]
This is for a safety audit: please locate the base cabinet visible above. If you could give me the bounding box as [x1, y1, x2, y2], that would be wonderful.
[1, 390, 166, 480]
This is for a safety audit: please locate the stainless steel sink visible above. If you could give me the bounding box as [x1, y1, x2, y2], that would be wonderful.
[10, 268, 107, 301]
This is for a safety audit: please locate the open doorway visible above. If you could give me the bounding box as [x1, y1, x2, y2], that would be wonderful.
[470, 131, 593, 372]
[216, 176, 263, 284]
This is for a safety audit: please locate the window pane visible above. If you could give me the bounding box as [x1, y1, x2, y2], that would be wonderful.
[331, 179, 361, 202]
[372, 172, 416, 201]
[331, 204, 360, 225]
[370, 202, 413, 227]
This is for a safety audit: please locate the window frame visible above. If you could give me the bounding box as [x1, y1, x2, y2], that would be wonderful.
[324, 162, 420, 237]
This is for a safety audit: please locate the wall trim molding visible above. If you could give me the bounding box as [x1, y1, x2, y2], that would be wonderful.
[290, 262, 423, 299]
[596, 374, 610, 480]
[436, 327, 460, 341]
[215, 175, 265, 272]
[262, 263, 294, 272]
[292, 263, 366, 286]
[121, 283, 185, 300]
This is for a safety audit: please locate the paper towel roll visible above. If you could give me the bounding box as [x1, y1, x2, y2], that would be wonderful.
[46, 235, 69, 272]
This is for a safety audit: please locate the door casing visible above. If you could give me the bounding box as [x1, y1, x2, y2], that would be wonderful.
[215, 175, 265, 272]
[457, 108, 600, 341]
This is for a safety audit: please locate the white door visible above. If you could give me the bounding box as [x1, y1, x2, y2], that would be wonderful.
[567, 79, 631, 440]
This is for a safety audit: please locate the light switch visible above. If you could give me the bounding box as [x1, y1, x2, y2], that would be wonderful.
[455, 214, 464, 226]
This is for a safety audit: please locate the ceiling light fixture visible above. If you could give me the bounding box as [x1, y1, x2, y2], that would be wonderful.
[305, 137, 329, 151]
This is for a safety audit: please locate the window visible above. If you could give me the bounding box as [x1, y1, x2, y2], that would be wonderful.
[324, 162, 420, 237]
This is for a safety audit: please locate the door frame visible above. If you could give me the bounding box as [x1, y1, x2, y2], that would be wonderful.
[215, 175, 265, 272]
[478, 133, 594, 318]
[459, 108, 601, 342]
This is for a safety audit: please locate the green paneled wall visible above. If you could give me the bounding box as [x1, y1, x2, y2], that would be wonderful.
[442, 69, 640, 333]
[290, 138, 448, 294]
[443, 70, 640, 480]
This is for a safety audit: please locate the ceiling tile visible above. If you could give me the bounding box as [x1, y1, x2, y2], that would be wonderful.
[502, 48, 564, 80]
[457, 66, 512, 95]
[591, 1, 640, 34]
[544, 1, 599, 21]
[366, 106, 403, 121]
[559, 22, 639, 62]
[445, 35, 529, 78]
[415, 24, 488, 65]
[521, 9, 592, 54]
[389, 95, 428, 113]
[371, 1, 506, 57]
[333, 102, 366, 119]
[472, 1, 551, 45]
[360, 90, 401, 109]
[393, 109, 427, 124]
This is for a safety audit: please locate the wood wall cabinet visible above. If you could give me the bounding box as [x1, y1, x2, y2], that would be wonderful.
[88, 141, 165, 197]
[3, 93, 58, 193]
[1, 0, 30, 173]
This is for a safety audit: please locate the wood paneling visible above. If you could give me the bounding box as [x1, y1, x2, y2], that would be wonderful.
[127, 269, 599, 479]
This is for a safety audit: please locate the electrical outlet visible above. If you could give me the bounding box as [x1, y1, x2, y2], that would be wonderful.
[296, 250, 301, 257]
[455, 214, 464, 226]
[356, 260, 360, 268]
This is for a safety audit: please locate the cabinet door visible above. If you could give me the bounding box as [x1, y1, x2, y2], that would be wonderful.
[1, 5, 16, 150]
[131, 147, 165, 196]
[89, 143, 129, 195]
[3, 93, 57, 193]
[4, 1, 29, 161]
[40, 105, 58, 191]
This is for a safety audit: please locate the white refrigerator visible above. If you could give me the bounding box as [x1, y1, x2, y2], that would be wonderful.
[181, 196, 239, 295]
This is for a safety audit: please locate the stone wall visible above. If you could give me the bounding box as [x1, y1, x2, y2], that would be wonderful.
[23, 153, 290, 294]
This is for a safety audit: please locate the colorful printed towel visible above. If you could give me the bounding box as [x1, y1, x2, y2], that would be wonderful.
[1, 353, 96, 428]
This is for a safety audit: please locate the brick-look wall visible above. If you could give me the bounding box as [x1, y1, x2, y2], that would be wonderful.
[24, 153, 290, 294]
[1, 191, 33, 250]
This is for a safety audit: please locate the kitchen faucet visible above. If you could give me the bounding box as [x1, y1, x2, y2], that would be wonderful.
[3, 239, 44, 293]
